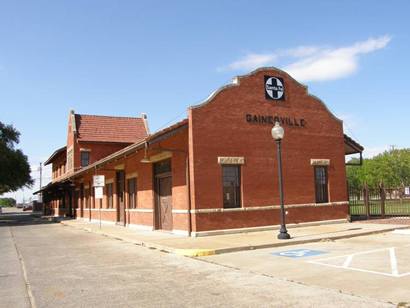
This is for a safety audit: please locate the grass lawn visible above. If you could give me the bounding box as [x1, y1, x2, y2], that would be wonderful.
[349, 199, 410, 216]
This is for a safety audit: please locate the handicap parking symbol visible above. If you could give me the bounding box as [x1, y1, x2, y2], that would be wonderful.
[272, 249, 327, 258]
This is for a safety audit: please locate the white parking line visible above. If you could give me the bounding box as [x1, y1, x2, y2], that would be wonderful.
[307, 245, 410, 278]
[342, 254, 353, 268]
[389, 247, 399, 276]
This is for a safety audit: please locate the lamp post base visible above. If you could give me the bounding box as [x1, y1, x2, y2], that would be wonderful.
[277, 231, 291, 240]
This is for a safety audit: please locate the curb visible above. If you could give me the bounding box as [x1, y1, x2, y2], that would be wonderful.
[59, 221, 410, 257]
[206, 225, 410, 255]
[173, 249, 216, 257]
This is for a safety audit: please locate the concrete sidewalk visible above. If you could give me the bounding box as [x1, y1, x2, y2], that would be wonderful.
[59, 219, 410, 257]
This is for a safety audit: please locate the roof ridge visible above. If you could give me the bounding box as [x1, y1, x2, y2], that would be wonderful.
[75, 113, 143, 120]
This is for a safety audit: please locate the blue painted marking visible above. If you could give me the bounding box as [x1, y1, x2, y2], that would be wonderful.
[272, 249, 327, 258]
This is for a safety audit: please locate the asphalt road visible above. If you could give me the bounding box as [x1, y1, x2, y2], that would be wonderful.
[0, 211, 395, 307]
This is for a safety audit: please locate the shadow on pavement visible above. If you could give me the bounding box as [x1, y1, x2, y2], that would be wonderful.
[0, 211, 59, 227]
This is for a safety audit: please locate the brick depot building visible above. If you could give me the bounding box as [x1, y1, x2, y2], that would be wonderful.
[37, 67, 363, 236]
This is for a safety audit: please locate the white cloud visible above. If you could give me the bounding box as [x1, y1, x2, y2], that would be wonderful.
[281, 46, 320, 58]
[218, 53, 277, 72]
[219, 35, 391, 82]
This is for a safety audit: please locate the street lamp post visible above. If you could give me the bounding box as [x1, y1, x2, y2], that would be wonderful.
[271, 121, 291, 240]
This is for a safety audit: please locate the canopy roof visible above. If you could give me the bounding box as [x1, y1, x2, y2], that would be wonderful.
[344, 134, 364, 155]
[44, 146, 66, 166]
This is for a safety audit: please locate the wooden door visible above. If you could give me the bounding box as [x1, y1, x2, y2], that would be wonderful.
[155, 176, 173, 230]
[116, 171, 125, 225]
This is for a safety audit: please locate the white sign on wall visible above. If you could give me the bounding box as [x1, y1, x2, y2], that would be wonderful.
[93, 175, 105, 187]
[405, 187, 410, 196]
[94, 186, 104, 199]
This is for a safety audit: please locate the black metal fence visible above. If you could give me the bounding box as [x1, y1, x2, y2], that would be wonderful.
[349, 183, 410, 218]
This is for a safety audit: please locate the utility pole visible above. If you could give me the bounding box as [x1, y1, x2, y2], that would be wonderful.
[39, 162, 43, 202]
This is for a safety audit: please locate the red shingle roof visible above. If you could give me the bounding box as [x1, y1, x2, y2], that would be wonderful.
[75, 114, 148, 143]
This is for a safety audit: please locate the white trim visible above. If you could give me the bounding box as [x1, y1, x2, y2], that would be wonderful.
[172, 229, 190, 236]
[311, 159, 330, 166]
[87, 208, 116, 212]
[191, 201, 348, 214]
[218, 156, 245, 165]
[126, 208, 153, 213]
[126, 223, 153, 231]
[189, 66, 343, 124]
[172, 209, 189, 214]
[149, 151, 172, 163]
[115, 164, 124, 170]
[89, 218, 116, 225]
[126, 172, 138, 179]
[80, 148, 91, 152]
[190, 218, 348, 237]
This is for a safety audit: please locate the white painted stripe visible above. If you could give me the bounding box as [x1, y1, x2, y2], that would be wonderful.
[308, 247, 392, 262]
[308, 261, 400, 278]
[308, 245, 410, 278]
[389, 247, 399, 276]
[392, 229, 410, 235]
[343, 255, 353, 268]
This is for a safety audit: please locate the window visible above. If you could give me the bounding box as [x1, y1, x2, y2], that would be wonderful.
[314, 166, 329, 203]
[154, 159, 171, 175]
[106, 183, 113, 208]
[80, 151, 90, 167]
[127, 178, 137, 209]
[222, 165, 241, 208]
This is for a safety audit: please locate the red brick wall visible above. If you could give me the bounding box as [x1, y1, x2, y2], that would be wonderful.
[51, 68, 351, 235]
[189, 68, 348, 232]
[194, 204, 349, 231]
[73, 141, 131, 170]
[71, 129, 189, 231]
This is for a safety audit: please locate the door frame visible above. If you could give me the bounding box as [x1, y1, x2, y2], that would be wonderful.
[116, 170, 126, 226]
[154, 172, 173, 230]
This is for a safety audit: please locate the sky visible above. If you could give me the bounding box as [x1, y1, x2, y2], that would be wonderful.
[1, 0, 409, 202]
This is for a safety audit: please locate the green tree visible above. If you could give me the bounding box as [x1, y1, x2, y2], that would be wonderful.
[347, 148, 410, 189]
[0, 122, 33, 194]
[0, 197, 16, 207]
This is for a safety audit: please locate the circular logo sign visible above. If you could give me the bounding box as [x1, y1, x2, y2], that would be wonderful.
[265, 77, 284, 100]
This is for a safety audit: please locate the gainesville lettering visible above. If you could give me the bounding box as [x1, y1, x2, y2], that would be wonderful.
[246, 114, 306, 127]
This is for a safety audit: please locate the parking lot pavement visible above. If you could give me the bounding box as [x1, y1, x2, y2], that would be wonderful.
[1, 212, 396, 307]
[200, 231, 410, 305]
